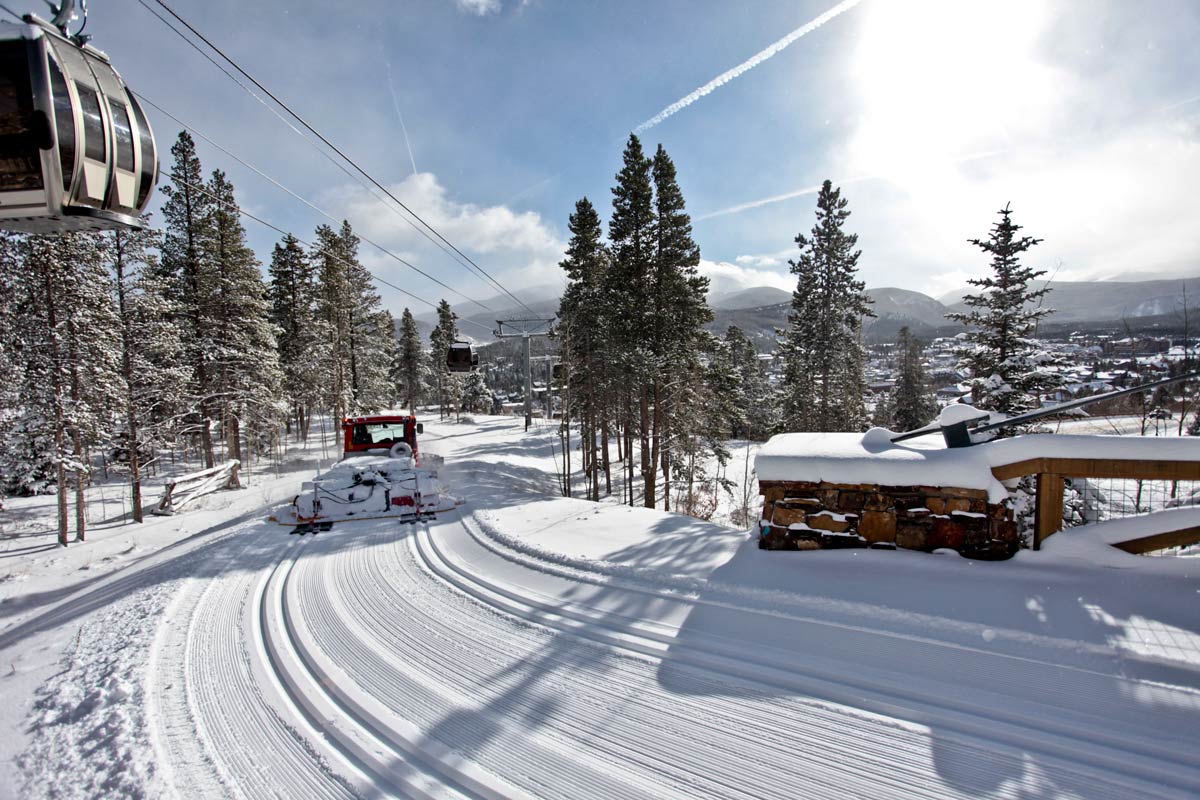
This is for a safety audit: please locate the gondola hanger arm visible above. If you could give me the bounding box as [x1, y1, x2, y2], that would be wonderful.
[44, 0, 88, 42]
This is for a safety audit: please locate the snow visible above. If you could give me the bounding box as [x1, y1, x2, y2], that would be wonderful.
[2, 415, 1199, 799]
[757, 429, 1200, 503]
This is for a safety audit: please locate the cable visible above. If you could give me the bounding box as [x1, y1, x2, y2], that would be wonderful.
[145, 0, 536, 315]
[131, 0, 498, 313]
[135, 90, 494, 312]
[0, 1, 492, 334]
[166, 171, 495, 334]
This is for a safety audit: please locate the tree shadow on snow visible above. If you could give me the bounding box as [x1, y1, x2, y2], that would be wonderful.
[651, 538, 1200, 798]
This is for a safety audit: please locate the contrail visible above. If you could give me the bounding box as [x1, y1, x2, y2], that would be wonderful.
[384, 58, 419, 176]
[634, 0, 865, 133]
[696, 150, 1007, 221]
[696, 175, 873, 221]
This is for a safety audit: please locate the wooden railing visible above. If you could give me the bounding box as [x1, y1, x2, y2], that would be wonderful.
[152, 460, 241, 516]
[990, 457, 1200, 551]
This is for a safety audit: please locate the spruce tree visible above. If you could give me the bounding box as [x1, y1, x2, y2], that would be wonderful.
[724, 325, 775, 440]
[890, 326, 938, 431]
[268, 233, 326, 439]
[394, 308, 428, 414]
[429, 300, 460, 419]
[946, 204, 1056, 417]
[606, 134, 656, 505]
[314, 221, 392, 420]
[558, 197, 611, 501]
[778, 180, 874, 432]
[0, 233, 20, 501]
[158, 131, 215, 467]
[111, 220, 188, 521]
[204, 170, 284, 465]
[6, 233, 122, 542]
[645, 144, 711, 509]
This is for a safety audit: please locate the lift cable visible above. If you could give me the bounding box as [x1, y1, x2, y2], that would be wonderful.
[0, 3, 495, 333]
[145, 0, 537, 316]
[162, 172, 496, 334]
[132, 0, 498, 312]
[135, 90, 495, 312]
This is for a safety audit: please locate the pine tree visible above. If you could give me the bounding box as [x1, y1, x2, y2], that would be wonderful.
[946, 204, 1056, 417]
[890, 326, 938, 431]
[558, 197, 611, 500]
[393, 308, 428, 414]
[111, 220, 188, 521]
[724, 325, 776, 440]
[645, 144, 711, 510]
[606, 134, 656, 505]
[204, 170, 284, 465]
[0, 234, 20, 502]
[461, 371, 491, 414]
[778, 180, 874, 432]
[6, 233, 122, 543]
[314, 221, 392, 420]
[158, 131, 215, 467]
[429, 300, 460, 419]
[268, 233, 326, 439]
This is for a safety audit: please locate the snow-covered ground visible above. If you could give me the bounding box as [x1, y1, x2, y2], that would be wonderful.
[2, 415, 1198, 799]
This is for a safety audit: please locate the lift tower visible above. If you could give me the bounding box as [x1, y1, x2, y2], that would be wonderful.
[494, 318, 555, 430]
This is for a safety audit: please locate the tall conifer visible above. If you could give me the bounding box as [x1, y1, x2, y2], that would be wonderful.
[778, 180, 873, 432]
[946, 204, 1056, 416]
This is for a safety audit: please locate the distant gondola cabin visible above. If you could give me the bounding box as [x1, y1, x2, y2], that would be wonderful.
[447, 341, 478, 373]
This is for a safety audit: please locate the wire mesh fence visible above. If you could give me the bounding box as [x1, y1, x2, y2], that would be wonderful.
[1065, 477, 1200, 556]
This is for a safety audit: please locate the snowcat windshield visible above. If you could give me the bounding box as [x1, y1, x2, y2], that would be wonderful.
[349, 422, 414, 447]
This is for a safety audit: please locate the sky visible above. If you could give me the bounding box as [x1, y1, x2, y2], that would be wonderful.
[53, 0, 1200, 316]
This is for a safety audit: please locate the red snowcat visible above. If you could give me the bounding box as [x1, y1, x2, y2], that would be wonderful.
[272, 414, 457, 534]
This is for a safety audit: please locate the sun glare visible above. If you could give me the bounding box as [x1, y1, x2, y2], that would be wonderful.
[850, 0, 1060, 188]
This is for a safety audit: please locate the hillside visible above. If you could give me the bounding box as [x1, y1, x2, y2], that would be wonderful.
[940, 277, 1200, 324]
[405, 277, 1200, 348]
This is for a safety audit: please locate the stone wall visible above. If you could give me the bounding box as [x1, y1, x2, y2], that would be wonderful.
[758, 480, 1019, 559]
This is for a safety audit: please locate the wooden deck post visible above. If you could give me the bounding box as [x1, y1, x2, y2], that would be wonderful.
[1033, 473, 1064, 550]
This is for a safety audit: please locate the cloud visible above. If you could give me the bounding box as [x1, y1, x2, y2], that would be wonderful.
[699, 258, 795, 298]
[808, 0, 1200, 295]
[320, 172, 567, 309]
[635, 0, 864, 133]
[454, 0, 501, 16]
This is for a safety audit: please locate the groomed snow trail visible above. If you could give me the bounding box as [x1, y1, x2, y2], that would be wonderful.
[20, 417, 1199, 799]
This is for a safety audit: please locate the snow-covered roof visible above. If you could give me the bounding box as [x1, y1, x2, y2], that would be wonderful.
[756, 430, 1200, 503]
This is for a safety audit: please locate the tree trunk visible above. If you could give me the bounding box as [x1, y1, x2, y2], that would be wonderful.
[641, 390, 654, 508]
[601, 417, 611, 498]
[113, 233, 144, 522]
[40, 265, 69, 546]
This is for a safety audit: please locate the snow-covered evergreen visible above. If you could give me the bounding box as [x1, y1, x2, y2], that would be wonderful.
[268, 233, 326, 439]
[778, 180, 873, 433]
[946, 204, 1059, 417]
[429, 299, 462, 419]
[392, 308, 429, 415]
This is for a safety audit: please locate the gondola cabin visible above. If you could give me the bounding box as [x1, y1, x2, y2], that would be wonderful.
[446, 341, 478, 373]
[0, 14, 157, 232]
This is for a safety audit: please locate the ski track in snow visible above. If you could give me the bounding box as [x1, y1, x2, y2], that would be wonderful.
[7, 417, 1200, 798]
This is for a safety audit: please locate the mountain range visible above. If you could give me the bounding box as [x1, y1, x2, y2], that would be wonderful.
[411, 276, 1200, 348]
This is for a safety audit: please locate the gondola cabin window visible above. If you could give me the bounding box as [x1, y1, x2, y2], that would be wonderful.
[0, 41, 43, 191]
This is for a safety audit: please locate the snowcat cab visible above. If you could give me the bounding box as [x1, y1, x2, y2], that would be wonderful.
[342, 415, 423, 459]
